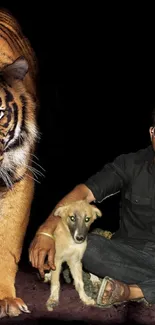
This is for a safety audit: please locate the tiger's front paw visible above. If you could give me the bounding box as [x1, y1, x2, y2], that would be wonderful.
[0, 297, 30, 318]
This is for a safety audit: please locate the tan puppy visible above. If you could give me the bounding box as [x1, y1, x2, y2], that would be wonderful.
[44, 200, 102, 311]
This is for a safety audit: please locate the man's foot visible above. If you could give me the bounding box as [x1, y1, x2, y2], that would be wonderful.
[96, 276, 144, 308]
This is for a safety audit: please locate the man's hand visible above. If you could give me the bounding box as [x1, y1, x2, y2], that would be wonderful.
[29, 234, 56, 278]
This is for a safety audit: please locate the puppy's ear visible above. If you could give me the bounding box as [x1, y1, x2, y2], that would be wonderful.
[54, 205, 68, 218]
[92, 205, 102, 218]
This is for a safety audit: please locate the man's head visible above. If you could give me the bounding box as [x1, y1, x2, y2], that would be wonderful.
[149, 108, 155, 151]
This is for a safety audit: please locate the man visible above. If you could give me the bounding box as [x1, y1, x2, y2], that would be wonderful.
[29, 109, 155, 307]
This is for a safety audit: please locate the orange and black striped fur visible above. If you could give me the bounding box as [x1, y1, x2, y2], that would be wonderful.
[0, 8, 38, 317]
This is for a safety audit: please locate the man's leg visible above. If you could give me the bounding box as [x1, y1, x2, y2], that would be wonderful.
[82, 234, 155, 305]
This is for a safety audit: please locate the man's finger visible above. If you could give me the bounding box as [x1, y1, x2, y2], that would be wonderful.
[39, 267, 45, 278]
[33, 250, 41, 269]
[29, 250, 32, 263]
[29, 249, 38, 268]
[37, 250, 47, 269]
[28, 241, 39, 268]
[29, 247, 33, 265]
[43, 263, 50, 270]
[39, 263, 51, 278]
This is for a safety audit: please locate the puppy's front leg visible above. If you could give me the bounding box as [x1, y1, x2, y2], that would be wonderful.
[68, 260, 95, 305]
[46, 260, 62, 311]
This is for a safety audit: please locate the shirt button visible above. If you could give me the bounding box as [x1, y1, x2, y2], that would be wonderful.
[135, 199, 138, 203]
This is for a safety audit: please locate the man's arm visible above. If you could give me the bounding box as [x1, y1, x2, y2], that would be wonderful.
[35, 184, 95, 234]
[85, 153, 128, 203]
[29, 153, 128, 276]
[29, 184, 95, 276]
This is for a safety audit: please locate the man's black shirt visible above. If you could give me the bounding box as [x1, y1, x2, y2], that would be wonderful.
[85, 145, 155, 243]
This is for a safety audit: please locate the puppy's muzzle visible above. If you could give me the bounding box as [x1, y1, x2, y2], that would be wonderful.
[74, 235, 85, 243]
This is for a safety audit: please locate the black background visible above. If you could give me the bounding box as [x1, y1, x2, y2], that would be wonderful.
[1, 3, 155, 262]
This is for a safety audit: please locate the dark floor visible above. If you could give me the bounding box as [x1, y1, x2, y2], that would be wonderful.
[1, 265, 155, 325]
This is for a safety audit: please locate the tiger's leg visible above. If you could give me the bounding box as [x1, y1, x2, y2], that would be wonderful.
[0, 174, 34, 318]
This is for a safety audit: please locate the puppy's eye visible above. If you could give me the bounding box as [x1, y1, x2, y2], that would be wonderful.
[70, 215, 75, 222]
[85, 217, 90, 223]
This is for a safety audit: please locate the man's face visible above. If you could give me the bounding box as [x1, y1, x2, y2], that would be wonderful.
[149, 127, 155, 151]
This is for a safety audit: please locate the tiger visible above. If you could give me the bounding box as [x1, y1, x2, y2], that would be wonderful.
[0, 8, 39, 318]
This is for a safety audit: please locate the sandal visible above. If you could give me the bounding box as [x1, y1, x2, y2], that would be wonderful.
[96, 276, 146, 308]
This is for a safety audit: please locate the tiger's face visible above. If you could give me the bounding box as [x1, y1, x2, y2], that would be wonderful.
[0, 86, 23, 159]
[0, 57, 38, 187]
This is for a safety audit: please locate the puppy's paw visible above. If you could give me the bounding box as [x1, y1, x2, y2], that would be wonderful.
[44, 271, 52, 283]
[82, 295, 95, 306]
[46, 298, 59, 311]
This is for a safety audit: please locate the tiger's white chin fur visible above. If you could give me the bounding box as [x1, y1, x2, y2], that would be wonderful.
[0, 122, 39, 188]
[3, 142, 30, 170]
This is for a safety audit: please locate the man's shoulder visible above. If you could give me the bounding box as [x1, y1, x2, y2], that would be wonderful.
[125, 145, 152, 163]
[114, 146, 152, 169]
[112, 146, 152, 179]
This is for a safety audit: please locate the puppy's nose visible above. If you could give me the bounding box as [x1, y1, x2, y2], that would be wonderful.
[76, 235, 84, 242]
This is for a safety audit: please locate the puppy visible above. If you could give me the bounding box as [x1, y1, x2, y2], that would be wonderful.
[44, 200, 102, 311]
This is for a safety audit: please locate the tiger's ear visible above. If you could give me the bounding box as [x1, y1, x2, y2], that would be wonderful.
[3, 56, 28, 81]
